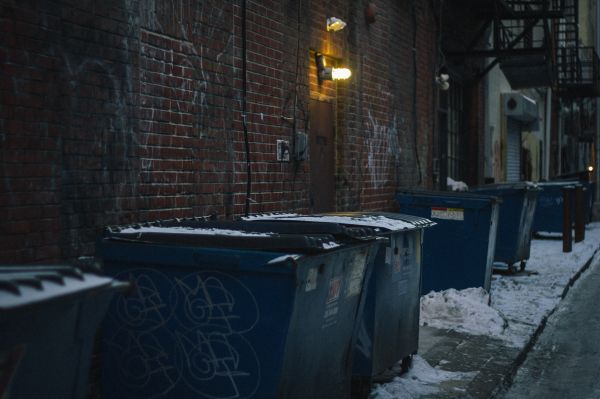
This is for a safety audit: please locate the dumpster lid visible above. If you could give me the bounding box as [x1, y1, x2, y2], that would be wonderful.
[537, 180, 581, 187]
[397, 189, 502, 204]
[243, 212, 435, 232]
[104, 219, 372, 254]
[471, 181, 540, 191]
[144, 217, 378, 242]
[0, 265, 118, 311]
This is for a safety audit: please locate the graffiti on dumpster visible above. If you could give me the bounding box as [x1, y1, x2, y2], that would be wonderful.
[105, 269, 261, 399]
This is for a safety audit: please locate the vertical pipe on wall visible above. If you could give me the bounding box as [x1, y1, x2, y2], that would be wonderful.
[544, 88, 552, 180]
[595, 0, 600, 206]
[411, 0, 422, 185]
[241, 0, 252, 216]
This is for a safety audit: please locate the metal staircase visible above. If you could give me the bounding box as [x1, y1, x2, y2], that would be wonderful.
[555, 0, 600, 97]
[446, 0, 565, 87]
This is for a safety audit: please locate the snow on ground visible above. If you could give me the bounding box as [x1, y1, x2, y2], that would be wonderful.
[374, 222, 600, 397]
[372, 356, 477, 399]
[419, 222, 600, 347]
[420, 288, 508, 338]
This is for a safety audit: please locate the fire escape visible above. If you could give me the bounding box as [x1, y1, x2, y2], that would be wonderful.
[552, 0, 599, 157]
[555, 0, 600, 98]
[446, 0, 599, 171]
[447, 0, 600, 94]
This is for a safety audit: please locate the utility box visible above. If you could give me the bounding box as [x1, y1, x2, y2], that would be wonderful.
[502, 92, 538, 123]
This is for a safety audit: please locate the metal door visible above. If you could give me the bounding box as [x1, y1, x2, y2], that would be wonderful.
[309, 100, 335, 212]
[506, 118, 521, 182]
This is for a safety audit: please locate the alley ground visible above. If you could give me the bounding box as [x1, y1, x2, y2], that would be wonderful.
[372, 223, 600, 399]
[502, 252, 600, 398]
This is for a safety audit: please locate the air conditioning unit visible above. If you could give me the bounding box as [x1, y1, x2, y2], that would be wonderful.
[502, 92, 538, 123]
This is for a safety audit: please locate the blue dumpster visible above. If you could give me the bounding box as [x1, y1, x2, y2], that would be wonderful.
[470, 182, 539, 272]
[396, 190, 500, 294]
[0, 265, 127, 399]
[558, 179, 593, 223]
[533, 181, 581, 234]
[99, 219, 380, 399]
[243, 212, 434, 396]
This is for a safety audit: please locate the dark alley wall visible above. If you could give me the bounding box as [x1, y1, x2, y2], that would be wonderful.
[0, 0, 437, 263]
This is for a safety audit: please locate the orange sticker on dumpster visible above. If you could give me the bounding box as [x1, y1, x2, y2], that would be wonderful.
[326, 276, 342, 303]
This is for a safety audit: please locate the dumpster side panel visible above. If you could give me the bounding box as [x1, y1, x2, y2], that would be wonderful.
[1, 301, 81, 399]
[533, 183, 572, 234]
[100, 242, 298, 399]
[491, 191, 521, 265]
[278, 244, 376, 399]
[485, 204, 499, 289]
[351, 229, 421, 379]
[397, 194, 496, 293]
[376, 229, 421, 369]
[518, 190, 538, 260]
[100, 239, 377, 399]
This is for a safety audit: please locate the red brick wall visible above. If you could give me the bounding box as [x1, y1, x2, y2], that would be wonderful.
[0, 0, 438, 263]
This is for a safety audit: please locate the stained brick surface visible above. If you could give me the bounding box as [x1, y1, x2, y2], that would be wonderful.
[0, 0, 438, 263]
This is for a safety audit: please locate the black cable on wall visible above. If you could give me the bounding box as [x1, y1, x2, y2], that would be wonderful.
[242, 0, 252, 216]
[411, 0, 423, 186]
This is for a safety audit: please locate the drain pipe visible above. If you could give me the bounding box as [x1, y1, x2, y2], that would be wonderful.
[592, 3, 600, 220]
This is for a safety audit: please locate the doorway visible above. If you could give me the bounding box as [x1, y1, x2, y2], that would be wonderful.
[309, 99, 335, 212]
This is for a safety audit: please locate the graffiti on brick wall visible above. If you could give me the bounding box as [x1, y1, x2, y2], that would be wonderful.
[59, 51, 138, 255]
[365, 110, 404, 188]
[138, 1, 236, 216]
[105, 269, 261, 399]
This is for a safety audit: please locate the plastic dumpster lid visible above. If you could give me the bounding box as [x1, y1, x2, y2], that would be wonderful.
[0, 265, 123, 312]
[153, 217, 378, 242]
[470, 181, 540, 191]
[104, 220, 373, 254]
[537, 180, 581, 187]
[242, 212, 435, 232]
[396, 188, 502, 203]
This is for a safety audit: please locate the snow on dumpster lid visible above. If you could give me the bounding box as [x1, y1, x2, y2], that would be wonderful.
[117, 226, 275, 237]
[105, 222, 347, 254]
[471, 181, 540, 191]
[243, 212, 435, 232]
[0, 266, 118, 311]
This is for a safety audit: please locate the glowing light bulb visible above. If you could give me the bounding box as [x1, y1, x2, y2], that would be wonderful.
[331, 68, 352, 80]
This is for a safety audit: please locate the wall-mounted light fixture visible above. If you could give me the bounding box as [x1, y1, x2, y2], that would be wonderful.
[435, 73, 450, 90]
[326, 17, 347, 32]
[315, 52, 352, 83]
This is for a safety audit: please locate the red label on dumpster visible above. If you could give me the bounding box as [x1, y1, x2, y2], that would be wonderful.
[326, 277, 342, 303]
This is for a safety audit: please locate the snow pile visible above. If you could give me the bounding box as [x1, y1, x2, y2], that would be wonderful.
[447, 177, 468, 191]
[372, 356, 477, 399]
[417, 223, 600, 348]
[420, 288, 507, 337]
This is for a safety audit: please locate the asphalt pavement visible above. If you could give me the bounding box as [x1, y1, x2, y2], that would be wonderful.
[502, 254, 600, 399]
[372, 240, 600, 399]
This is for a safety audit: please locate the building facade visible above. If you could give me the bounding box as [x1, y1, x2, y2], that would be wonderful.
[0, 0, 438, 263]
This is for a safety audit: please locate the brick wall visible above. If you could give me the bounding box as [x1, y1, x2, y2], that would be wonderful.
[0, 0, 438, 263]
